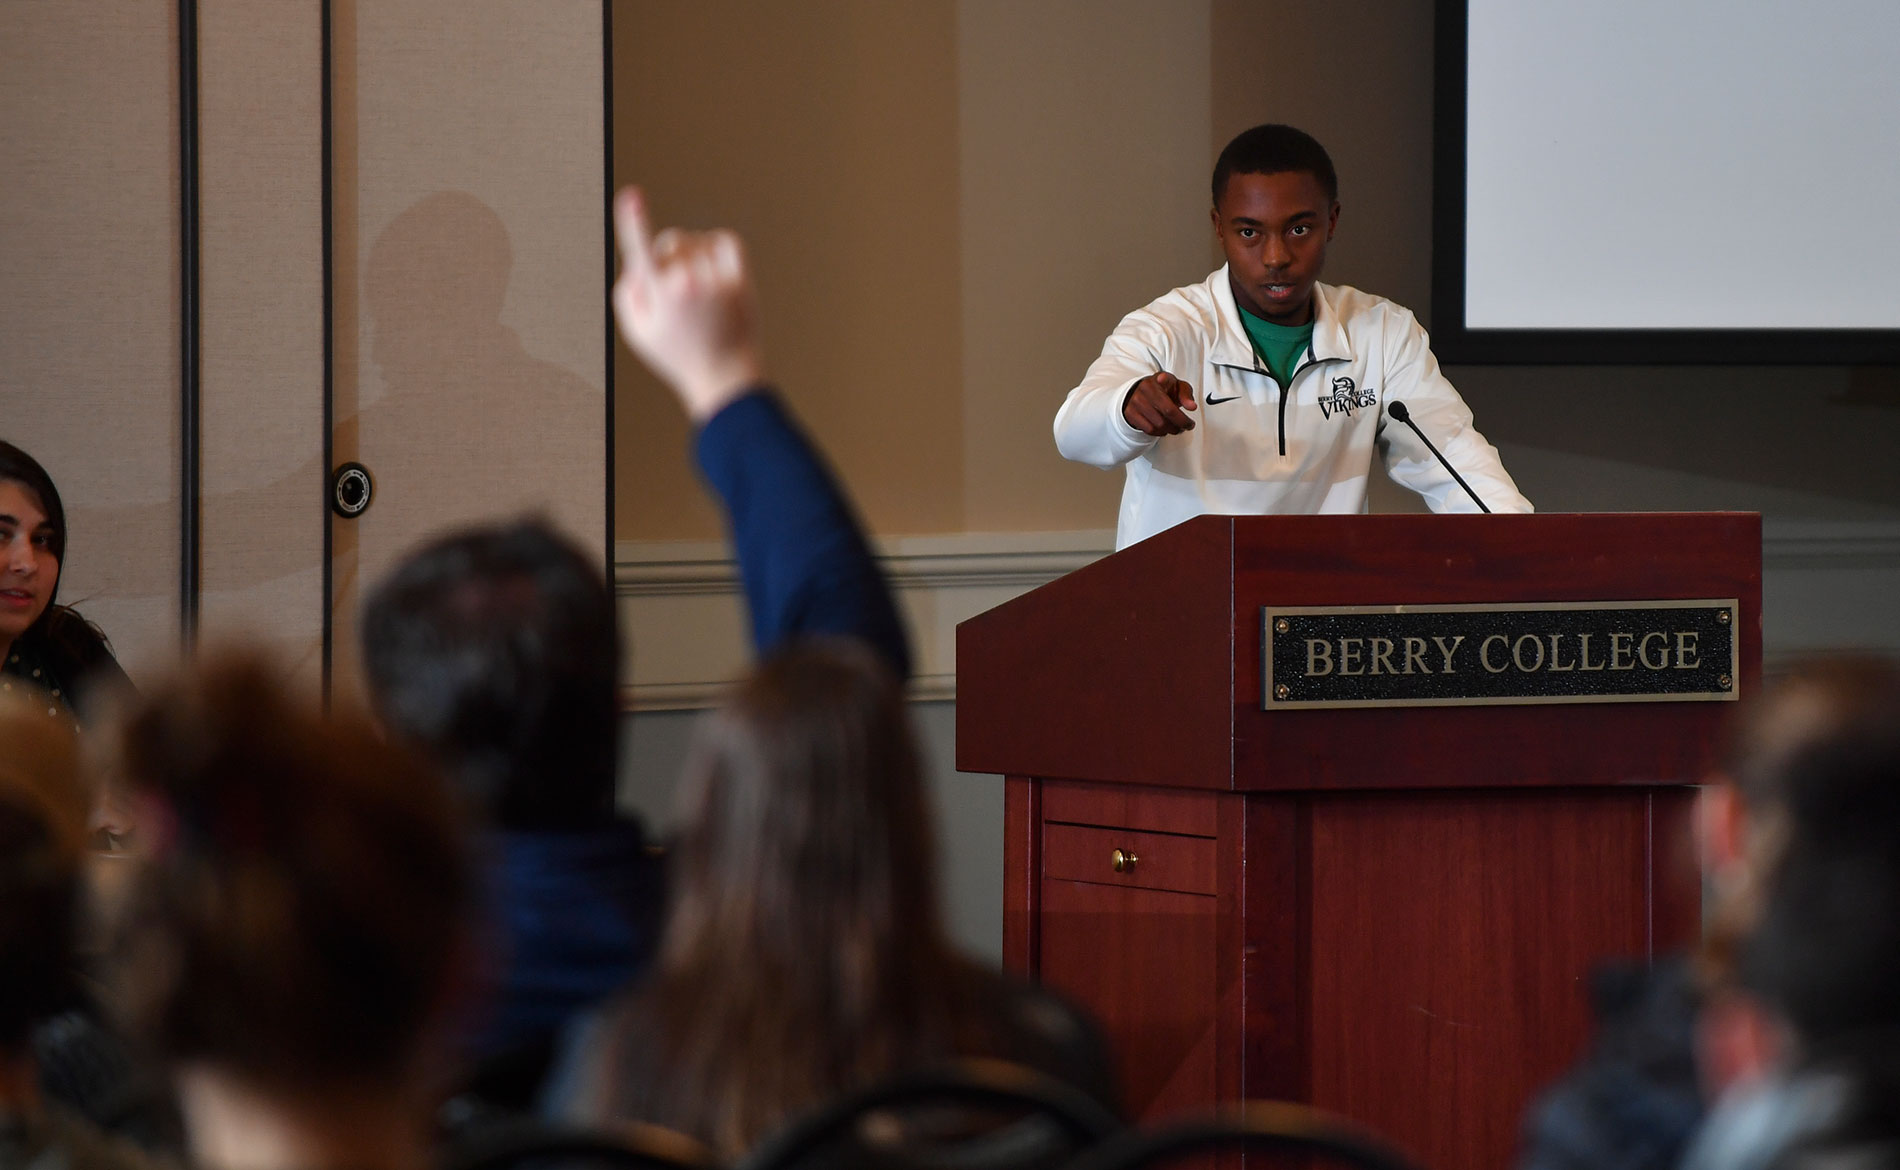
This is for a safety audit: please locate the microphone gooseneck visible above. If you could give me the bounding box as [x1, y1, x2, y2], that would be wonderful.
[1386, 400, 1491, 514]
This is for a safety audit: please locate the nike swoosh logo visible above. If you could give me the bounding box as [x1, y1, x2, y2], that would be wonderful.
[1204, 394, 1242, 405]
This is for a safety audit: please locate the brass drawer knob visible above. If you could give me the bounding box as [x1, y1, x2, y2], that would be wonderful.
[1111, 847, 1138, 874]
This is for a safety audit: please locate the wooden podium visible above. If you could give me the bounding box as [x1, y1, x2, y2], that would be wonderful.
[956, 514, 1761, 1170]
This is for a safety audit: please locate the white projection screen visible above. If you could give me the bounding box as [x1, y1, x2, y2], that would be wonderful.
[1434, 0, 1900, 362]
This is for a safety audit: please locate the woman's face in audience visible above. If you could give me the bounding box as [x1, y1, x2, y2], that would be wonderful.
[0, 478, 59, 645]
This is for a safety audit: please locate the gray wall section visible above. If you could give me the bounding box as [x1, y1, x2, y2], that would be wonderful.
[618, 700, 1006, 963]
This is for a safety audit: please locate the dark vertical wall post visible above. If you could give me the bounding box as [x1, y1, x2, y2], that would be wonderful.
[321, 0, 335, 697]
[602, 0, 616, 574]
[178, 0, 201, 643]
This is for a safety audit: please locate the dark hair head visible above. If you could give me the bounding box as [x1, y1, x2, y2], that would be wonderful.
[1703, 658, 1900, 993]
[0, 441, 120, 696]
[360, 520, 619, 829]
[1738, 712, 1900, 1047]
[109, 651, 471, 1092]
[618, 639, 954, 1152]
[0, 692, 85, 1052]
[1212, 124, 1338, 207]
[0, 440, 68, 609]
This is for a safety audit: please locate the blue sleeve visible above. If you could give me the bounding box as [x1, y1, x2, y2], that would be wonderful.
[694, 390, 912, 679]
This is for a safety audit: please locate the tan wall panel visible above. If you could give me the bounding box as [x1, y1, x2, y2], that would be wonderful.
[196, 1, 327, 676]
[957, 0, 1212, 532]
[612, 0, 963, 541]
[0, 0, 181, 682]
[333, 0, 608, 696]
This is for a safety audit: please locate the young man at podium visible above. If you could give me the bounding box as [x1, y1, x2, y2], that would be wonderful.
[1053, 124, 1531, 550]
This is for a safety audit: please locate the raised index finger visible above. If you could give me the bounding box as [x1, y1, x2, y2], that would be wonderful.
[613, 186, 655, 279]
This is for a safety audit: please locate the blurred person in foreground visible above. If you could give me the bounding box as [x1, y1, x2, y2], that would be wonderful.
[103, 653, 473, 1170]
[1679, 658, 1900, 1170]
[561, 641, 1116, 1158]
[1517, 658, 1900, 1170]
[0, 690, 160, 1170]
[359, 185, 908, 1112]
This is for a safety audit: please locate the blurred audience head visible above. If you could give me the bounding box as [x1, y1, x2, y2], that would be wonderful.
[1733, 681, 1900, 1050]
[617, 639, 951, 1152]
[360, 519, 618, 830]
[667, 637, 940, 974]
[0, 690, 85, 1059]
[106, 651, 471, 1100]
[1723, 655, 1900, 807]
[1682, 656, 1900, 1169]
[1703, 656, 1900, 964]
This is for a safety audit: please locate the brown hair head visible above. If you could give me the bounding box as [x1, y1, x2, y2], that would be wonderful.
[614, 639, 961, 1152]
[107, 650, 473, 1094]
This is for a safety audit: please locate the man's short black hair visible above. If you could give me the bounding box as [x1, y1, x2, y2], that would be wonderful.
[361, 520, 619, 830]
[1212, 124, 1338, 206]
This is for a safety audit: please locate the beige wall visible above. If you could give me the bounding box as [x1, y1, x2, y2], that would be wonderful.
[197, 0, 327, 676]
[330, 0, 608, 698]
[9, 4, 610, 695]
[956, 0, 1211, 532]
[612, 0, 965, 540]
[0, 0, 183, 681]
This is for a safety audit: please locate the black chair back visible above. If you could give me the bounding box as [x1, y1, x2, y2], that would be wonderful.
[441, 1116, 718, 1170]
[1058, 1103, 1423, 1170]
[735, 1059, 1122, 1170]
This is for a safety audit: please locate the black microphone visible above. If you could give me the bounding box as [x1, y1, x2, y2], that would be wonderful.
[1386, 400, 1491, 514]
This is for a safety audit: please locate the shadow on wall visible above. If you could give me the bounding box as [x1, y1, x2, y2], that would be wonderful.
[356, 189, 598, 491]
[65, 191, 601, 661]
[312, 189, 607, 693]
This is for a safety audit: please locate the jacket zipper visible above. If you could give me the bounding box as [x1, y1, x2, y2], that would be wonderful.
[1263, 348, 1322, 458]
[1216, 346, 1332, 458]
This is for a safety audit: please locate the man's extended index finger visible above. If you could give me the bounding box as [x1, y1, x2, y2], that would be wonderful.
[613, 186, 655, 277]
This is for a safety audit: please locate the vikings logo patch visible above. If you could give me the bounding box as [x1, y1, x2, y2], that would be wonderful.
[1318, 375, 1379, 420]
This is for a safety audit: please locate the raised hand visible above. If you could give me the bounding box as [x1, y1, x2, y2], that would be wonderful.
[611, 186, 767, 422]
[1122, 371, 1198, 436]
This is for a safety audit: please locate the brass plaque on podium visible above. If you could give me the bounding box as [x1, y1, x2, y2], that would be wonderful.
[1263, 599, 1739, 709]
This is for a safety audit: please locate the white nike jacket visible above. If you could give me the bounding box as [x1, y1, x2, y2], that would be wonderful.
[1054, 268, 1532, 549]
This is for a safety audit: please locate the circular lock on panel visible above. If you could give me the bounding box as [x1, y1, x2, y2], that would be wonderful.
[331, 462, 374, 518]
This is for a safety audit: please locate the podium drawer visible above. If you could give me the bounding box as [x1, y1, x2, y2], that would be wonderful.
[1042, 822, 1217, 896]
[1043, 781, 1218, 837]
